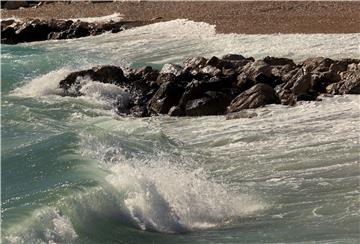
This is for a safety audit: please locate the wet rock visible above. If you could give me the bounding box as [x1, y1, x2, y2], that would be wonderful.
[222, 54, 246, 61]
[183, 57, 207, 69]
[148, 81, 184, 114]
[160, 63, 183, 77]
[311, 71, 341, 93]
[347, 63, 360, 71]
[1, 18, 127, 44]
[179, 77, 231, 108]
[302, 57, 334, 72]
[227, 83, 279, 113]
[15, 19, 53, 42]
[338, 70, 360, 94]
[3, 1, 29, 10]
[263, 56, 296, 66]
[200, 65, 222, 76]
[155, 73, 176, 86]
[185, 91, 231, 116]
[59, 65, 126, 94]
[283, 68, 312, 95]
[239, 60, 278, 87]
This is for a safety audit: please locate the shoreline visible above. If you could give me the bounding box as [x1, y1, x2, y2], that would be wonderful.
[2, 1, 360, 34]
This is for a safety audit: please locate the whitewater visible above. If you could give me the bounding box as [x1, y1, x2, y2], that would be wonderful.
[1, 19, 360, 243]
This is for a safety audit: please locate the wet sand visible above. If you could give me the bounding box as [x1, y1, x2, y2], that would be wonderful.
[1, 1, 360, 34]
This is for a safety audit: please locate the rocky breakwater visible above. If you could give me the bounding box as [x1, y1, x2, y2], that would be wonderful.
[58, 55, 360, 117]
[1, 18, 146, 44]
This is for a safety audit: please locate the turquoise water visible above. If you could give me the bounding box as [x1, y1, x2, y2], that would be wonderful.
[1, 20, 360, 243]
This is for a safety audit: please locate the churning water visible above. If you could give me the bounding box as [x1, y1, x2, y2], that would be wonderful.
[1, 19, 360, 243]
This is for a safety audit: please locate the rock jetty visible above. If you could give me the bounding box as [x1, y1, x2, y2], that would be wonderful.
[57, 55, 360, 117]
[1, 18, 148, 44]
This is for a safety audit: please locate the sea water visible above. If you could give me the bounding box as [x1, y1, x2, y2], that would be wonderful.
[1, 19, 360, 243]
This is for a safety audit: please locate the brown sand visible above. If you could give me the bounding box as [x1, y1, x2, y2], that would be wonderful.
[1, 1, 360, 34]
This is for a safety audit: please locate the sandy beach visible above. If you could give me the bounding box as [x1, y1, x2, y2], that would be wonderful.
[1, 1, 360, 34]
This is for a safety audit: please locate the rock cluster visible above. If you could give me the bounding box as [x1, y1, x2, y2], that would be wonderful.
[1, 18, 133, 44]
[58, 55, 360, 117]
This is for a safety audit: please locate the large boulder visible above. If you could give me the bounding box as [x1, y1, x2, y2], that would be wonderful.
[59, 65, 126, 95]
[3, 1, 29, 10]
[179, 77, 231, 107]
[185, 91, 231, 116]
[338, 71, 360, 94]
[227, 83, 279, 113]
[263, 56, 296, 66]
[147, 81, 184, 114]
[160, 63, 183, 77]
[237, 60, 279, 87]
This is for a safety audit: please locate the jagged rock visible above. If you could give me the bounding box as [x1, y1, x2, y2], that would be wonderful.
[347, 63, 360, 71]
[227, 83, 279, 113]
[148, 81, 184, 114]
[55, 55, 360, 117]
[160, 63, 183, 77]
[200, 65, 222, 76]
[263, 56, 296, 66]
[179, 77, 231, 107]
[222, 54, 246, 61]
[311, 71, 341, 93]
[238, 60, 278, 87]
[1, 18, 128, 44]
[183, 57, 207, 69]
[338, 71, 360, 94]
[185, 91, 231, 116]
[3, 1, 29, 10]
[302, 57, 334, 72]
[59, 65, 126, 94]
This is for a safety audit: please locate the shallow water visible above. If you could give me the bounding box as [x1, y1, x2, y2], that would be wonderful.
[1, 20, 360, 243]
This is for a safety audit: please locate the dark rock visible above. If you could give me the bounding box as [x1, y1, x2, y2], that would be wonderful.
[148, 81, 184, 114]
[222, 54, 246, 61]
[206, 56, 220, 67]
[15, 19, 53, 42]
[183, 57, 207, 69]
[185, 91, 231, 116]
[311, 71, 341, 93]
[239, 60, 274, 85]
[4, 1, 29, 10]
[302, 57, 334, 72]
[179, 77, 231, 108]
[160, 63, 183, 77]
[59, 65, 126, 94]
[227, 83, 279, 113]
[155, 73, 176, 85]
[200, 65, 222, 76]
[263, 56, 296, 66]
[284, 68, 312, 95]
[338, 70, 360, 94]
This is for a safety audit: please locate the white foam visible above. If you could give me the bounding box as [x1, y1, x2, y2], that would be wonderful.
[3, 207, 77, 244]
[11, 68, 70, 97]
[11, 70, 130, 112]
[36, 19, 360, 65]
[105, 160, 265, 233]
[68, 13, 124, 23]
